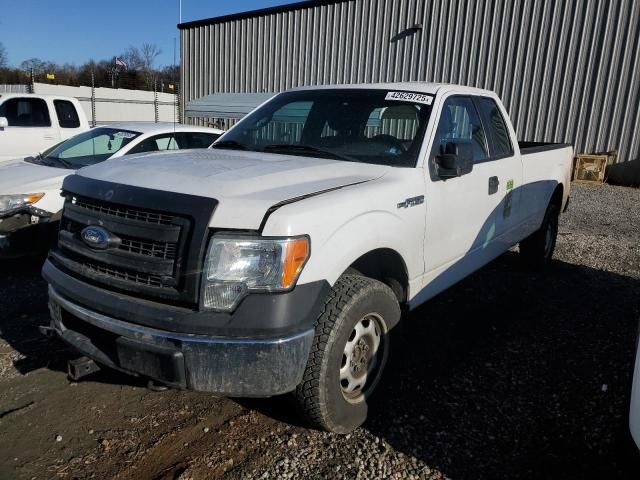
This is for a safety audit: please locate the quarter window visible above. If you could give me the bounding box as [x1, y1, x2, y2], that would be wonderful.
[54, 100, 80, 128]
[477, 97, 513, 157]
[0, 97, 51, 127]
[433, 97, 488, 163]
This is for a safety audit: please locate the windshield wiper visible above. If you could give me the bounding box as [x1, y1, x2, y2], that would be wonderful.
[210, 140, 247, 150]
[44, 155, 74, 169]
[262, 144, 360, 163]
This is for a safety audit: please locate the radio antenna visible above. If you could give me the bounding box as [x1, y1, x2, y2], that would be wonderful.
[173, 37, 177, 134]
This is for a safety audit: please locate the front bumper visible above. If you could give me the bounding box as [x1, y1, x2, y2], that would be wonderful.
[42, 258, 329, 396]
[47, 285, 315, 396]
[0, 210, 57, 259]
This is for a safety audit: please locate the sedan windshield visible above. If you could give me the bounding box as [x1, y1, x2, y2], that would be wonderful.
[40, 127, 141, 169]
[213, 89, 432, 167]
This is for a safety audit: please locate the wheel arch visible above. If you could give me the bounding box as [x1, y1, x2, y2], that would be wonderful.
[343, 248, 409, 305]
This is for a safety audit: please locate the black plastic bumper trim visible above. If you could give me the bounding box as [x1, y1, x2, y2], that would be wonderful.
[43, 258, 329, 338]
[47, 287, 314, 395]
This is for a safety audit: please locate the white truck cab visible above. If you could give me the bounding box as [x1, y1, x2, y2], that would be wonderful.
[0, 94, 89, 162]
[41, 82, 572, 433]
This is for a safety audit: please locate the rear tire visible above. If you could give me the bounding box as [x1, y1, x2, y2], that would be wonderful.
[519, 202, 560, 267]
[294, 274, 401, 433]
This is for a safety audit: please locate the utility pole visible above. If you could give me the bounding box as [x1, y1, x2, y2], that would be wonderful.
[91, 70, 96, 127]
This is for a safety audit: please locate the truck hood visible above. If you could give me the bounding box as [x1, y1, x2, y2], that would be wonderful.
[77, 149, 389, 229]
[0, 159, 71, 214]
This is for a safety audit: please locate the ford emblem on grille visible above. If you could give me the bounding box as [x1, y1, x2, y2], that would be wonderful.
[80, 226, 120, 250]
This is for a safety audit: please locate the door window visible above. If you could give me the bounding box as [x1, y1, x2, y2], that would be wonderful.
[433, 97, 488, 162]
[54, 100, 81, 128]
[477, 97, 513, 157]
[126, 134, 179, 154]
[175, 132, 220, 148]
[0, 98, 51, 127]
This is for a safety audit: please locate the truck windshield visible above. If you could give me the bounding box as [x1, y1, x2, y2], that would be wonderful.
[213, 89, 433, 167]
[40, 127, 141, 169]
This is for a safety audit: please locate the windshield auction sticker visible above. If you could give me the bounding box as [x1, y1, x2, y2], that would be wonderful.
[385, 91, 433, 105]
[113, 131, 137, 139]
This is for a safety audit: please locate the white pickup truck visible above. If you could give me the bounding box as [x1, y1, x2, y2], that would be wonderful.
[41, 83, 572, 433]
[0, 94, 89, 162]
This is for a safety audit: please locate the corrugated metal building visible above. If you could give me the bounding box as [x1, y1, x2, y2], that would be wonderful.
[179, 0, 640, 183]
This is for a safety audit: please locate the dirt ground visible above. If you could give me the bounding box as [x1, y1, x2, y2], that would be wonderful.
[1, 183, 639, 480]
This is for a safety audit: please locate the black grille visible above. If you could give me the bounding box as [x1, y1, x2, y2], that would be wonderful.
[72, 195, 175, 225]
[81, 260, 164, 287]
[53, 176, 218, 306]
[119, 238, 177, 260]
[55, 195, 189, 300]
[63, 218, 177, 261]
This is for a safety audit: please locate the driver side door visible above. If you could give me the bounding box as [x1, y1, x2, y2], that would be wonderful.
[416, 95, 505, 303]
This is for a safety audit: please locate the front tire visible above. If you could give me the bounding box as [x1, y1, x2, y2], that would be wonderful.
[294, 274, 401, 433]
[519, 202, 560, 267]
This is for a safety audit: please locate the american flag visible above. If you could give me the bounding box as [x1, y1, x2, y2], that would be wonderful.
[114, 57, 128, 69]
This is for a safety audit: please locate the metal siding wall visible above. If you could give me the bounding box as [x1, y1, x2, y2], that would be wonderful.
[181, 0, 640, 164]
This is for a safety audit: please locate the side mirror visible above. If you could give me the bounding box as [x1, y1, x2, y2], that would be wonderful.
[436, 141, 473, 178]
[0, 117, 8, 129]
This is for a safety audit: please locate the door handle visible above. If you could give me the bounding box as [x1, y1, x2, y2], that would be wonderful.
[488, 176, 500, 195]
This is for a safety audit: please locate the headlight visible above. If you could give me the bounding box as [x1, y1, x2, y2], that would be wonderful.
[201, 235, 310, 311]
[0, 193, 45, 215]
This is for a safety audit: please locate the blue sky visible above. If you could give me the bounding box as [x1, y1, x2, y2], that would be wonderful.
[0, 0, 301, 68]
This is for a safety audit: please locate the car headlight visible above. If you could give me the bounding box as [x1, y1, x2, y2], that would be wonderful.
[201, 235, 310, 311]
[0, 193, 45, 215]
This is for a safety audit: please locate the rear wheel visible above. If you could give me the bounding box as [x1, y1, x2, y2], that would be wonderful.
[519, 202, 560, 267]
[294, 274, 401, 433]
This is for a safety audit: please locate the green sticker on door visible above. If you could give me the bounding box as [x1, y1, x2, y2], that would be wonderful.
[504, 179, 514, 218]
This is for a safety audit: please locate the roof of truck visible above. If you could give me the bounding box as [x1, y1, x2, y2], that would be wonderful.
[290, 82, 496, 96]
[0, 93, 82, 101]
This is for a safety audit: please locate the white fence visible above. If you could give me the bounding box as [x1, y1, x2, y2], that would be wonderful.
[1, 83, 179, 125]
[0, 84, 28, 94]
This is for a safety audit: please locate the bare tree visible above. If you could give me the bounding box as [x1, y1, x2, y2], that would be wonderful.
[140, 43, 162, 70]
[0, 42, 7, 69]
[139, 43, 162, 90]
[20, 58, 47, 75]
[120, 46, 144, 70]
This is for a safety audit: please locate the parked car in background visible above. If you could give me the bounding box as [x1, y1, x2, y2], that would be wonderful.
[0, 94, 90, 162]
[40, 82, 572, 433]
[0, 122, 224, 258]
[631, 328, 640, 449]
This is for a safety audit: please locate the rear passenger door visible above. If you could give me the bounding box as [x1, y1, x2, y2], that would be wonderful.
[474, 96, 523, 247]
[53, 99, 84, 142]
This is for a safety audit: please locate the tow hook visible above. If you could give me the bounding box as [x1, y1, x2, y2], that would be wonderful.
[38, 325, 56, 337]
[67, 356, 100, 381]
[147, 379, 169, 392]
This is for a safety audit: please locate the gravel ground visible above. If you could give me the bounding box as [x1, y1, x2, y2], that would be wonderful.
[0, 182, 639, 480]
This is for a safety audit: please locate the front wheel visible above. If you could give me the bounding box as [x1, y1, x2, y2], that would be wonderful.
[519, 202, 560, 267]
[294, 274, 401, 433]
